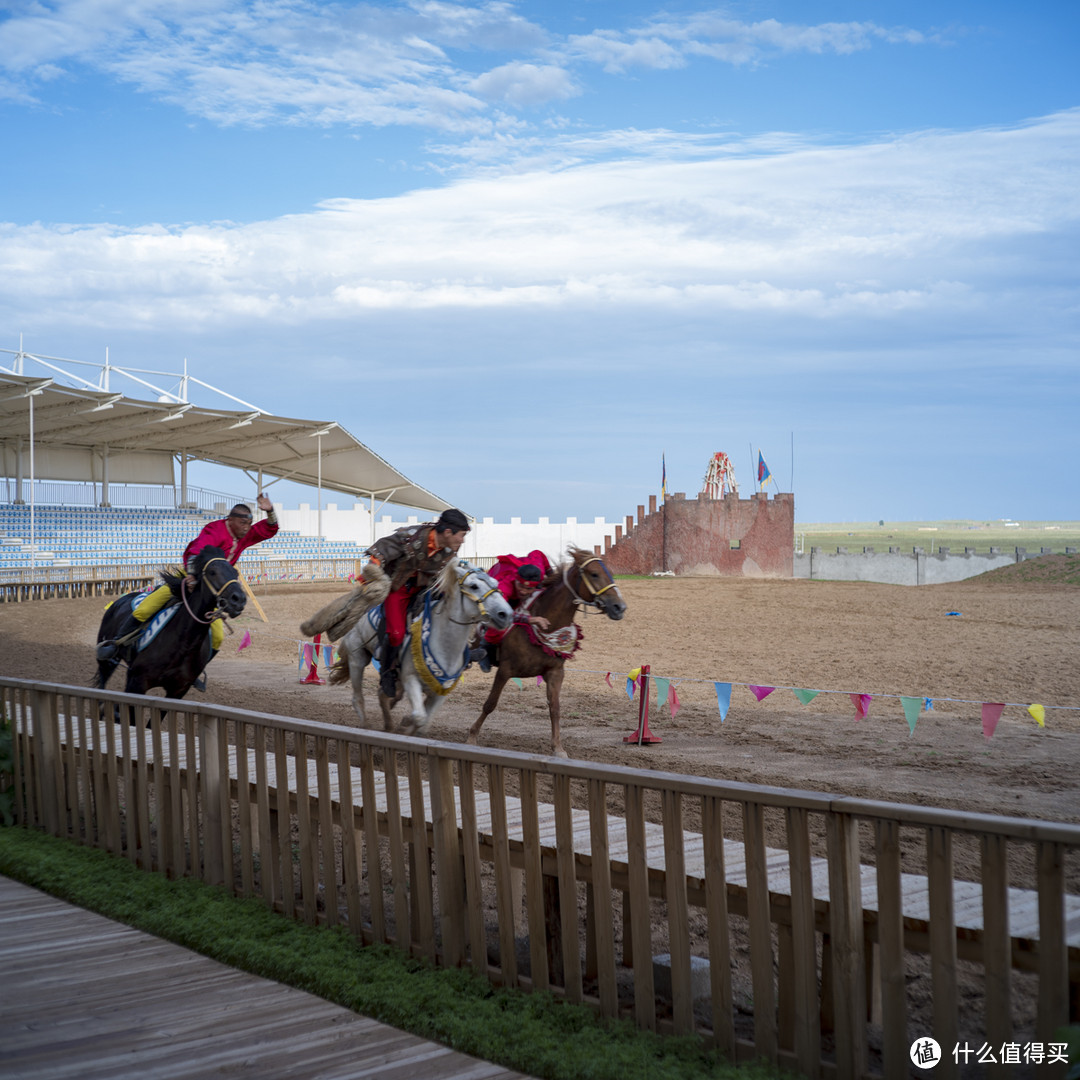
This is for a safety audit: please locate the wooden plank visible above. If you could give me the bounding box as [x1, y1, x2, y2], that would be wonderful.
[625, 783, 654, 1031]
[874, 818, 906, 1080]
[383, 755, 410, 946]
[787, 805, 820, 1078]
[520, 769, 549, 992]
[61, 695, 79, 841]
[314, 736, 336, 926]
[406, 752, 436, 961]
[980, 831, 1012, 1077]
[488, 764, 519, 987]
[273, 727, 294, 919]
[134, 700, 152, 870]
[430, 756, 464, 967]
[662, 788, 693, 1035]
[1036, 841, 1068, 1045]
[703, 795, 735, 1055]
[826, 811, 867, 1080]
[587, 777, 618, 1019]
[293, 732, 317, 924]
[927, 825, 958, 1080]
[335, 745, 363, 940]
[743, 800, 777, 1063]
[554, 773, 582, 1003]
[458, 761, 489, 976]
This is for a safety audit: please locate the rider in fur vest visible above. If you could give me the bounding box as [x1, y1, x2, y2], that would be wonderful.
[364, 507, 470, 696]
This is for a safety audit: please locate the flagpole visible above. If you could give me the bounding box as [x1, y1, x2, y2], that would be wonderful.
[749, 442, 756, 493]
[661, 451, 667, 573]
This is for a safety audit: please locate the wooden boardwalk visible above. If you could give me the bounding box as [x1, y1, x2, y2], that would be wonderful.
[0, 876, 535, 1080]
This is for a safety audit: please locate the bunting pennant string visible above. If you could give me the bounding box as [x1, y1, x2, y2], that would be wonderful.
[714, 682, 732, 721]
[1027, 703, 1046, 728]
[748, 685, 775, 702]
[851, 693, 872, 720]
[900, 696, 922, 735]
[982, 702, 1005, 740]
[792, 688, 819, 705]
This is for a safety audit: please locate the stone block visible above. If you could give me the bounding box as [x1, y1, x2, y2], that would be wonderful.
[652, 953, 711, 1001]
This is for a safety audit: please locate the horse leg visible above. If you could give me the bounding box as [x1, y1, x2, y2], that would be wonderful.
[544, 665, 568, 758]
[468, 668, 512, 746]
[395, 669, 428, 736]
[346, 649, 369, 728]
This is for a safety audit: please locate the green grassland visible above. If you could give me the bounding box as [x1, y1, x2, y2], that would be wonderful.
[795, 520, 1080, 555]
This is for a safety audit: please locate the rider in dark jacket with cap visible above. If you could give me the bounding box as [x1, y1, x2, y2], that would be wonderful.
[364, 508, 470, 696]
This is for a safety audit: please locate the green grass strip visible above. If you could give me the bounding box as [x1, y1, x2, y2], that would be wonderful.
[0, 826, 783, 1080]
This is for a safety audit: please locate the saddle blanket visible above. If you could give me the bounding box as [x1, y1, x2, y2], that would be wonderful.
[126, 591, 210, 654]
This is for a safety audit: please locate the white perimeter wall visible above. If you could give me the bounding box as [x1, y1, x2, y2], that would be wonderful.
[275, 503, 615, 563]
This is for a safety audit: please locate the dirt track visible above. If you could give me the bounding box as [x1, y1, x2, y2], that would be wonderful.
[4, 565, 1078, 825]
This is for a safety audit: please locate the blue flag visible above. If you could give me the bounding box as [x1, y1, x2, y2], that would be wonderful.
[757, 451, 771, 486]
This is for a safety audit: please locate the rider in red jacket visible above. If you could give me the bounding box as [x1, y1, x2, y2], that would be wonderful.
[96, 494, 278, 661]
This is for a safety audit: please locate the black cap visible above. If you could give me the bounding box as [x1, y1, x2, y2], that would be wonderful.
[436, 508, 470, 532]
[518, 564, 542, 582]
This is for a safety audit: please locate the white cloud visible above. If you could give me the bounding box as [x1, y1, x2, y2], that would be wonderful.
[1, 112, 1075, 346]
[468, 61, 577, 106]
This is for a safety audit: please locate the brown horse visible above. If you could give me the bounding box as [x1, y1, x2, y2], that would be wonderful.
[467, 546, 627, 757]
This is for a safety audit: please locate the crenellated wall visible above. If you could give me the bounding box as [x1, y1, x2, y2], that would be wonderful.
[601, 490, 795, 577]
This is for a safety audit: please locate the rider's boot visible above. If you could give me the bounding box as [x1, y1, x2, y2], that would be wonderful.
[379, 641, 399, 697]
[485, 642, 499, 670]
[96, 610, 143, 662]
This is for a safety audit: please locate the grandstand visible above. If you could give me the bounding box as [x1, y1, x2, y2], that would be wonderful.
[0, 502, 368, 571]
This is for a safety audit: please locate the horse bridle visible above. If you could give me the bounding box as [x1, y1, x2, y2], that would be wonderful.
[441, 568, 503, 626]
[563, 556, 622, 611]
[182, 556, 243, 625]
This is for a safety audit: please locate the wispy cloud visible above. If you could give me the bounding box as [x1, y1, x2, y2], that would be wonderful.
[0, 1, 932, 132]
[2, 111, 1075, 360]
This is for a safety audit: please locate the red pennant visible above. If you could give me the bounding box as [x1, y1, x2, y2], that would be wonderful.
[669, 684, 681, 718]
[981, 702, 1005, 739]
[605, 672, 613, 688]
[748, 685, 775, 701]
[850, 693, 872, 720]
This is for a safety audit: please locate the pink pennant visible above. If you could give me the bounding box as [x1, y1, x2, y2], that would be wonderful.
[236, 630, 252, 653]
[537, 676, 543, 687]
[669, 684, 681, 719]
[748, 685, 775, 701]
[303, 643, 313, 666]
[850, 693, 872, 720]
[981, 702, 1005, 740]
[605, 672, 613, 688]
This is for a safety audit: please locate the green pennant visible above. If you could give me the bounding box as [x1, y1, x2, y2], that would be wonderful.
[900, 696, 922, 734]
[655, 677, 670, 708]
[792, 688, 820, 705]
[512, 677, 524, 690]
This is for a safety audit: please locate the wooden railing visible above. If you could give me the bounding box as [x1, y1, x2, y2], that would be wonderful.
[2, 677, 1076, 1080]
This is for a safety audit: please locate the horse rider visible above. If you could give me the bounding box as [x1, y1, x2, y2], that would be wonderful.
[364, 507, 471, 697]
[477, 551, 552, 670]
[96, 494, 278, 662]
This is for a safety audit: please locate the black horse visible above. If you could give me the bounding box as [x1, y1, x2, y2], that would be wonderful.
[93, 545, 247, 712]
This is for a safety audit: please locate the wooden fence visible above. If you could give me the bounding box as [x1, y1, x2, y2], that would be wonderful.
[2, 677, 1077, 1080]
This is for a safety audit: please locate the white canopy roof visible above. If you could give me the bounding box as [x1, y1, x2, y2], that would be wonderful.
[0, 350, 453, 515]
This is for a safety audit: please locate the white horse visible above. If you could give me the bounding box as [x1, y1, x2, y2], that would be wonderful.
[330, 559, 513, 736]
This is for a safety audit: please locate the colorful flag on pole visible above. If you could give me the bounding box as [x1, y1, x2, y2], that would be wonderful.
[661, 452, 667, 502]
[757, 451, 771, 486]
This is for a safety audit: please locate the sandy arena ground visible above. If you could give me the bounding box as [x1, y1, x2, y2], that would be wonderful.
[3, 563, 1077, 826]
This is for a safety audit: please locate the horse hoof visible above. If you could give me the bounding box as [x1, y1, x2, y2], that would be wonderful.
[554, 747, 569, 759]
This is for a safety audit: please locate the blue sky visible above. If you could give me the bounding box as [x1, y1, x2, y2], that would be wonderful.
[1, 1, 1077, 523]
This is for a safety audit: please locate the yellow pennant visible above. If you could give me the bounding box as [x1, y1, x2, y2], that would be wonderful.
[628, 666, 641, 680]
[1027, 703, 1046, 728]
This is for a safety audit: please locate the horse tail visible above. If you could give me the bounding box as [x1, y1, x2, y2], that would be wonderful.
[328, 652, 351, 686]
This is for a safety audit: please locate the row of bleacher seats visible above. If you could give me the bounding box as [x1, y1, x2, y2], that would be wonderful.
[0, 504, 367, 570]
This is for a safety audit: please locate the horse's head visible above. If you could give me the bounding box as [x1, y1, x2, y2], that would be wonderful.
[193, 546, 247, 618]
[451, 560, 513, 631]
[565, 547, 627, 620]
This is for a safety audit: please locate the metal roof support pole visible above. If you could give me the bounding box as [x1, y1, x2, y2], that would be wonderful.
[14, 438, 25, 504]
[316, 433, 323, 561]
[99, 446, 111, 508]
[28, 393, 36, 569]
[179, 452, 188, 508]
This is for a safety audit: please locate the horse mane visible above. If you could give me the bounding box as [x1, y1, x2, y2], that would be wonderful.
[542, 545, 592, 587]
[159, 545, 227, 596]
[434, 556, 459, 596]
